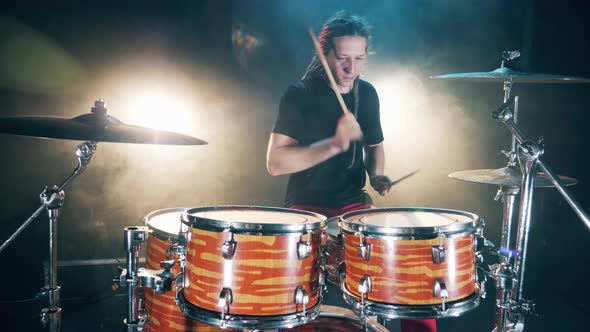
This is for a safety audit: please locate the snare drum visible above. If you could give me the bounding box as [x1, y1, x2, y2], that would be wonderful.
[339, 207, 483, 319]
[178, 206, 327, 330]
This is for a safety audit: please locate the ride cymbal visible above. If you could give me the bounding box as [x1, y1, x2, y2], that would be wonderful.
[449, 166, 577, 188]
[431, 67, 590, 84]
[0, 101, 207, 145]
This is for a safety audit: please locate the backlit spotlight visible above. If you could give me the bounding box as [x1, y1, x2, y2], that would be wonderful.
[122, 89, 195, 136]
[372, 70, 428, 133]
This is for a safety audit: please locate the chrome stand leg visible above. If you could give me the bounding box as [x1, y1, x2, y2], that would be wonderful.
[495, 186, 519, 263]
[122, 227, 148, 332]
[39, 188, 65, 332]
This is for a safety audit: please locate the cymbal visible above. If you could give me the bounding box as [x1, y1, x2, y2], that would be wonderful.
[449, 167, 578, 188]
[431, 67, 590, 84]
[0, 112, 207, 145]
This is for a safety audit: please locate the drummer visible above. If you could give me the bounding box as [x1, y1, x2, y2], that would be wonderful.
[266, 11, 436, 332]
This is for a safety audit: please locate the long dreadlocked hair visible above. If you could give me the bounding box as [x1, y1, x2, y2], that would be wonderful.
[303, 11, 371, 168]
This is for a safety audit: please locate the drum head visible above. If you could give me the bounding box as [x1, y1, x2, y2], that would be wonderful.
[182, 205, 326, 234]
[145, 208, 187, 240]
[340, 207, 480, 238]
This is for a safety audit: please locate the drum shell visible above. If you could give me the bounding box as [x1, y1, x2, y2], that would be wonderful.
[343, 232, 476, 305]
[183, 228, 323, 315]
[144, 218, 201, 331]
[144, 209, 240, 332]
[340, 208, 479, 306]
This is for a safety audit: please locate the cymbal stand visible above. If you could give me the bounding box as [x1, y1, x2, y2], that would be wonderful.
[497, 51, 520, 260]
[490, 100, 590, 332]
[499, 51, 520, 167]
[493, 52, 522, 265]
[490, 52, 524, 332]
[0, 141, 97, 332]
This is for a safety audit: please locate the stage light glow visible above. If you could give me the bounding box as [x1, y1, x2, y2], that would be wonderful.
[122, 89, 195, 136]
[372, 69, 429, 135]
[367, 67, 484, 208]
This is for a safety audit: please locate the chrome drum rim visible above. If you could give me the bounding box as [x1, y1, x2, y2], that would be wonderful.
[178, 290, 323, 330]
[340, 278, 483, 319]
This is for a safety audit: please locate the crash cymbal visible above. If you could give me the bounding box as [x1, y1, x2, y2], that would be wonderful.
[431, 67, 590, 84]
[0, 101, 207, 145]
[449, 166, 577, 188]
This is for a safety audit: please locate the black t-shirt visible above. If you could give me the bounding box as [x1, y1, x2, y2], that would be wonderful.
[272, 77, 384, 208]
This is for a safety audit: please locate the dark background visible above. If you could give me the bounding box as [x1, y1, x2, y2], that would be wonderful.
[0, 1, 588, 331]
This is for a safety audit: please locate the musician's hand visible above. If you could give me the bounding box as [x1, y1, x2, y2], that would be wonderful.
[331, 113, 363, 152]
[370, 175, 393, 196]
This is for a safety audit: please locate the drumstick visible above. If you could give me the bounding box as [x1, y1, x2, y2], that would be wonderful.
[309, 28, 350, 115]
[387, 169, 421, 189]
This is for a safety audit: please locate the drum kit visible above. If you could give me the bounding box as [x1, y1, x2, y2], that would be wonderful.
[0, 50, 589, 332]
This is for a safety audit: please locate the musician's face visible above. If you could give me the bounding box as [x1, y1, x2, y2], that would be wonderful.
[326, 35, 367, 93]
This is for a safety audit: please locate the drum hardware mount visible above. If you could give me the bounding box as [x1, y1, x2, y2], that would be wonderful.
[494, 186, 520, 265]
[222, 228, 237, 260]
[358, 274, 373, 306]
[318, 266, 327, 294]
[114, 226, 175, 332]
[431, 233, 446, 264]
[294, 285, 310, 317]
[475, 221, 492, 300]
[174, 230, 190, 304]
[218, 287, 233, 324]
[433, 279, 449, 312]
[357, 274, 374, 330]
[341, 276, 484, 320]
[0, 140, 96, 332]
[178, 288, 324, 330]
[356, 225, 372, 261]
[297, 223, 313, 259]
[489, 83, 590, 331]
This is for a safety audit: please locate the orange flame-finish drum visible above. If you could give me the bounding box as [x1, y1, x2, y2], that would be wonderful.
[340, 208, 481, 306]
[181, 206, 327, 317]
[144, 208, 239, 332]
